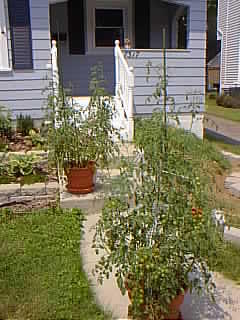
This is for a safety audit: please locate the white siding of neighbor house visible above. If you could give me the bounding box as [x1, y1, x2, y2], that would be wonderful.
[126, 0, 207, 115]
[218, 0, 240, 90]
[0, 0, 51, 119]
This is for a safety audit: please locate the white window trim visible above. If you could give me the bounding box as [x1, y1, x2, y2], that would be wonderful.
[0, 0, 11, 71]
[86, 0, 133, 55]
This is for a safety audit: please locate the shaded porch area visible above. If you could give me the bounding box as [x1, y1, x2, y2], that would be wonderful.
[49, 0, 189, 96]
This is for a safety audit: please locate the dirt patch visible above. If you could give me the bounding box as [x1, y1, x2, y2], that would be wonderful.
[1, 196, 57, 215]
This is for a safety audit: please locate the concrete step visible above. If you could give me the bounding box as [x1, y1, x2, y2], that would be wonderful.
[60, 169, 120, 214]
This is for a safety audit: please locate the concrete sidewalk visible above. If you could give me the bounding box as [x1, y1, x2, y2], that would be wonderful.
[205, 115, 240, 145]
[81, 213, 240, 320]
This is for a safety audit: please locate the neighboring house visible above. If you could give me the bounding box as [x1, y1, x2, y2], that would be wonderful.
[217, 0, 240, 94]
[208, 52, 220, 91]
[0, 0, 207, 140]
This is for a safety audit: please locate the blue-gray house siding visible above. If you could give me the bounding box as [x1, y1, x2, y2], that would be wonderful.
[126, 0, 207, 115]
[0, 0, 51, 119]
[0, 0, 207, 121]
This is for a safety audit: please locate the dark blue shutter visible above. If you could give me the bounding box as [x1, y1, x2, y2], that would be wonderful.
[8, 0, 33, 70]
[68, 0, 85, 55]
[135, 0, 150, 49]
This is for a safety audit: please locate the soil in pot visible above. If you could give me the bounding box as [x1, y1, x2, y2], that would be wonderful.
[66, 166, 94, 194]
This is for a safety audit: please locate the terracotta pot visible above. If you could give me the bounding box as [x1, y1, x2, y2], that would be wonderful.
[126, 281, 186, 320]
[66, 166, 94, 194]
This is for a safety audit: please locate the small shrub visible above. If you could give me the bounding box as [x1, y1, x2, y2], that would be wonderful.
[223, 95, 240, 108]
[29, 129, 47, 149]
[0, 106, 12, 140]
[6, 154, 38, 177]
[208, 92, 217, 100]
[216, 94, 225, 106]
[16, 114, 34, 136]
[216, 94, 240, 109]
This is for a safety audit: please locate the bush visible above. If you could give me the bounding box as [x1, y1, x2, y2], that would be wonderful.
[216, 94, 225, 106]
[216, 94, 240, 109]
[0, 106, 12, 140]
[208, 91, 217, 100]
[16, 114, 34, 136]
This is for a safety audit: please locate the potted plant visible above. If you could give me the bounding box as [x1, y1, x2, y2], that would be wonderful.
[48, 65, 119, 194]
[93, 112, 223, 319]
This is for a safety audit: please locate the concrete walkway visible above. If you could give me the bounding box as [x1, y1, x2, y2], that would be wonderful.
[205, 115, 240, 145]
[81, 213, 240, 320]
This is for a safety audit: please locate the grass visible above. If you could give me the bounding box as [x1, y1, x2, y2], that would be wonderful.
[205, 133, 240, 155]
[205, 97, 240, 122]
[216, 241, 240, 285]
[0, 207, 109, 320]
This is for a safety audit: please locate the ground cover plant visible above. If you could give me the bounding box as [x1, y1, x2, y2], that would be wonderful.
[0, 207, 109, 320]
[215, 241, 240, 285]
[0, 153, 48, 185]
[205, 132, 240, 155]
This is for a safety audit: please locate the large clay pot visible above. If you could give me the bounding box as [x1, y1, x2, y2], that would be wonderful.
[126, 280, 186, 320]
[66, 166, 95, 194]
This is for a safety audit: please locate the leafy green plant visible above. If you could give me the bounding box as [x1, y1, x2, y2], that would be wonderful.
[28, 129, 47, 150]
[47, 64, 119, 171]
[16, 114, 34, 136]
[93, 34, 223, 319]
[0, 106, 12, 140]
[94, 114, 223, 319]
[6, 154, 38, 177]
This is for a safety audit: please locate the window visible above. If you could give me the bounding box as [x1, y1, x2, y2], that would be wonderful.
[95, 9, 124, 47]
[0, 0, 10, 70]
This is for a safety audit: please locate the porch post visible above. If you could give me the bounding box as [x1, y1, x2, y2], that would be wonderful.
[128, 66, 135, 141]
[51, 40, 59, 95]
[114, 40, 121, 96]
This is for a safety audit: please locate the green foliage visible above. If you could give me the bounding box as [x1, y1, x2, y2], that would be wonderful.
[0, 207, 109, 320]
[94, 113, 224, 319]
[47, 64, 119, 171]
[208, 91, 217, 100]
[94, 49, 224, 318]
[0, 106, 12, 140]
[206, 97, 240, 122]
[16, 114, 34, 136]
[216, 94, 240, 109]
[5, 154, 38, 177]
[29, 129, 47, 150]
[215, 241, 240, 284]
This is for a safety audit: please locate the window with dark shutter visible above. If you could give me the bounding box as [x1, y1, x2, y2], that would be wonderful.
[134, 0, 150, 49]
[68, 0, 85, 55]
[8, 0, 33, 70]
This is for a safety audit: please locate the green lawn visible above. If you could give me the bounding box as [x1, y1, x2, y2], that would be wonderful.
[206, 98, 240, 122]
[205, 133, 240, 155]
[216, 241, 240, 285]
[0, 207, 110, 320]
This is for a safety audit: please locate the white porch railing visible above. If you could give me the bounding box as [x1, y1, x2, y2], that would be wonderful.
[114, 40, 135, 141]
[51, 40, 60, 95]
[51, 40, 65, 196]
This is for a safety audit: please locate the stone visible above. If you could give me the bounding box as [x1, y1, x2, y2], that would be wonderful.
[21, 183, 46, 196]
[46, 182, 59, 194]
[9, 196, 33, 203]
[0, 184, 20, 196]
